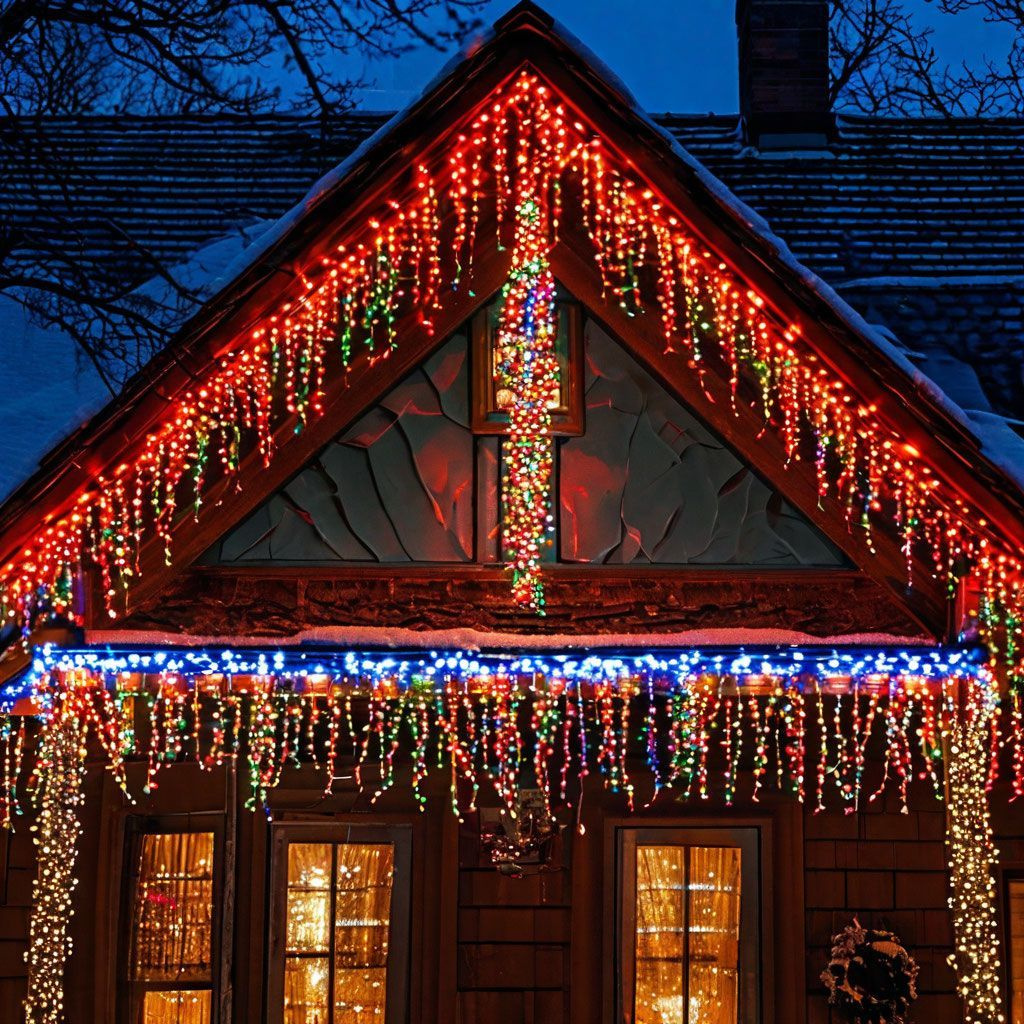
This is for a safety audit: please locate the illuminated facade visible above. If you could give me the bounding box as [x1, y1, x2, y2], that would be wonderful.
[1, 4, 1023, 1024]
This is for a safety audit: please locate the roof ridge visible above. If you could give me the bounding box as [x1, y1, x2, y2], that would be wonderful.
[4, 110, 1024, 127]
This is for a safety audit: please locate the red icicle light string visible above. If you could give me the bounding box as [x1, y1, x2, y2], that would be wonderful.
[0, 71, 1019, 688]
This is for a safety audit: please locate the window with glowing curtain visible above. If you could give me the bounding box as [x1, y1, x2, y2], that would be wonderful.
[618, 828, 760, 1024]
[125, 829, 217, 1024]
[272, 826, 411, 1024]
[1008, 876, 1024, 1024]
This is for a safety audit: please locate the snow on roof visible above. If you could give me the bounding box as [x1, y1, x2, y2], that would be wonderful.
[0, 221, 274, 502]
[1, 22, 1022, 507]
[85, 625, 935, 650]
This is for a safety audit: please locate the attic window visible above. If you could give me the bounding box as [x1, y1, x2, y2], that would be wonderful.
[471, 290, 584, 435]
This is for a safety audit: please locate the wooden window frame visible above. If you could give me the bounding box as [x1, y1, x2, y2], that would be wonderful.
[470, 294, 585, 436]
[615, 826, 762, 1024]
[118, 813, 226, 1024]
[1002, 870, 1024, 1023]
[267, 822, 413, 1024]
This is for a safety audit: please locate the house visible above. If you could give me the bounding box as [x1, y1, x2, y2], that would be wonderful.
[1, 1, 1023, 1022]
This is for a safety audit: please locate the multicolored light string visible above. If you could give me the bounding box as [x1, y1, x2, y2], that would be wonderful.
[0, 72, 1021, 687]
[0, 642, 992, 821]
[495, 196, 559, 610]
[23, 697, 84, 1024]
[944, 674, 1006, 1024]
[5, 643, 1011, 1024]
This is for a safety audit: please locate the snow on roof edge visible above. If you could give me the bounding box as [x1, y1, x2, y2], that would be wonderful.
[84, 625, 933, 651]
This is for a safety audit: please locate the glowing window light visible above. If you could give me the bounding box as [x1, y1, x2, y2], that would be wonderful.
[633, 845, 742, 1024]
[129, 831, 215, 1023]
[1008, 879, 1024, 1024]
[284, 842, 394, 1024]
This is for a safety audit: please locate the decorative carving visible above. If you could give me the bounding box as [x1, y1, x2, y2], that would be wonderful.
[210, 308, 842, 571]
[479, 792, 561, 877]
[558, 323, 843, 565]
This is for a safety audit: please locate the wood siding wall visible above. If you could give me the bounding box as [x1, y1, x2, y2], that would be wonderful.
[0, 753, 1020, 1024]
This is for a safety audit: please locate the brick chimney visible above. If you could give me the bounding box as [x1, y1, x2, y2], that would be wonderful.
[737, 0, 832, 149]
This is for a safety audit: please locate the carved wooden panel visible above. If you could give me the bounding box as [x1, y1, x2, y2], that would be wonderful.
[211, 335, 475, 564]
[209, 306, 842, 569]
[558, 323, 844, 566]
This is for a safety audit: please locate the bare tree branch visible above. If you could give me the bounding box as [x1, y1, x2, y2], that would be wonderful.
[831, 0, 1024, 116]
[0, 0, 484, 388]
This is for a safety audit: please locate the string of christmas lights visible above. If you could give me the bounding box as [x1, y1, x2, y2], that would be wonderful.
[0, 643, 993, 823]
[944, 676, 1006, 1024]
[495, 196, 559, 610]
[0, 71, 1022, 684]
[23, 699, 84, 1024]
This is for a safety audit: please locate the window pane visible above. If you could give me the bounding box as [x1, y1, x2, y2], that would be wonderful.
[687, 847, 741, 1024]
[334, 844, 394, 1024]
[1010, 879, 1024, 1024]
[634, 844, 741, 1024]
[283, 841, 395, 1024]
[287, 844, 333, 954]
[284, 956, 330, 1024]
[132, 832, 214, 983]
[635, 846, 686, 1024]
[141, 990, 211, 1024]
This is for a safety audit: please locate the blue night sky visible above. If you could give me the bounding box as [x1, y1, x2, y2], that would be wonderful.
[328, 0, 1016, 113]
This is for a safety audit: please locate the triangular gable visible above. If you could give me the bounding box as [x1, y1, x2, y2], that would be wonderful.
[208, 310, 843, 569]
[3, 2, 1024, 663]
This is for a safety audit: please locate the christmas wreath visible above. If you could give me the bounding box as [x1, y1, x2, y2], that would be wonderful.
[821, 918, 919, 1024]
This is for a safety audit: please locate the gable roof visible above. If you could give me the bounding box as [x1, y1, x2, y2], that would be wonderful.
[3, 111, 1022, 508]
[1, 1, 1023, 650]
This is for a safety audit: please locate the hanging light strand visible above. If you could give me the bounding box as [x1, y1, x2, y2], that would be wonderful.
[0, 73, 1020, 688]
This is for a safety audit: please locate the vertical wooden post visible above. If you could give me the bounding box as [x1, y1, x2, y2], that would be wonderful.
[219, 759, 237, 1024]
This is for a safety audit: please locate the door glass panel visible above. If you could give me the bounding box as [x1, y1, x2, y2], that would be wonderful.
[1010, 878, 1024, 1024]
[633, 844, 742, 1024]
[284, 956, 331, 1024]
[334, 844, 393, 1024]
[140, 990, 211, 1024]
[283, 841, 395, 1024]
[287, 844, 333, 954]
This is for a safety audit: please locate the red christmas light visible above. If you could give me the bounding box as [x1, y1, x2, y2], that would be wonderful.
[0, 71, 1019, 701]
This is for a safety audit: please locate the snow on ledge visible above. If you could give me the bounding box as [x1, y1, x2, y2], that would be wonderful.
[84, 625, 934, 652]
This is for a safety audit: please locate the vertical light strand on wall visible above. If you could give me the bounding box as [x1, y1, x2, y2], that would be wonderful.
[24, 699, 85, 1024]
[496, 194, 559, 612]
[944, 676, 1006, 1024]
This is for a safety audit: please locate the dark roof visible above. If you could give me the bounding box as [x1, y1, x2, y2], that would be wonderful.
[0, 113, 388, 280]
[662, 114, 1024, 280]
[3, 111, 1023, 420]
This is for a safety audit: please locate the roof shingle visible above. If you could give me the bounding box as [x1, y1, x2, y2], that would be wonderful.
[2, 110, 1022, 480]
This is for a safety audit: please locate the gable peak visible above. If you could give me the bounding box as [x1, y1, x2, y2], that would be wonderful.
[494, 1, 556, 34]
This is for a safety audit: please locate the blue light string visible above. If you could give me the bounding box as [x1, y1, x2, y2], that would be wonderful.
[2, 642, 988, 714]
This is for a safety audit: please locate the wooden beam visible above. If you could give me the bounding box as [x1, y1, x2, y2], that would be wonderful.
[116, 565, 928, 641]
